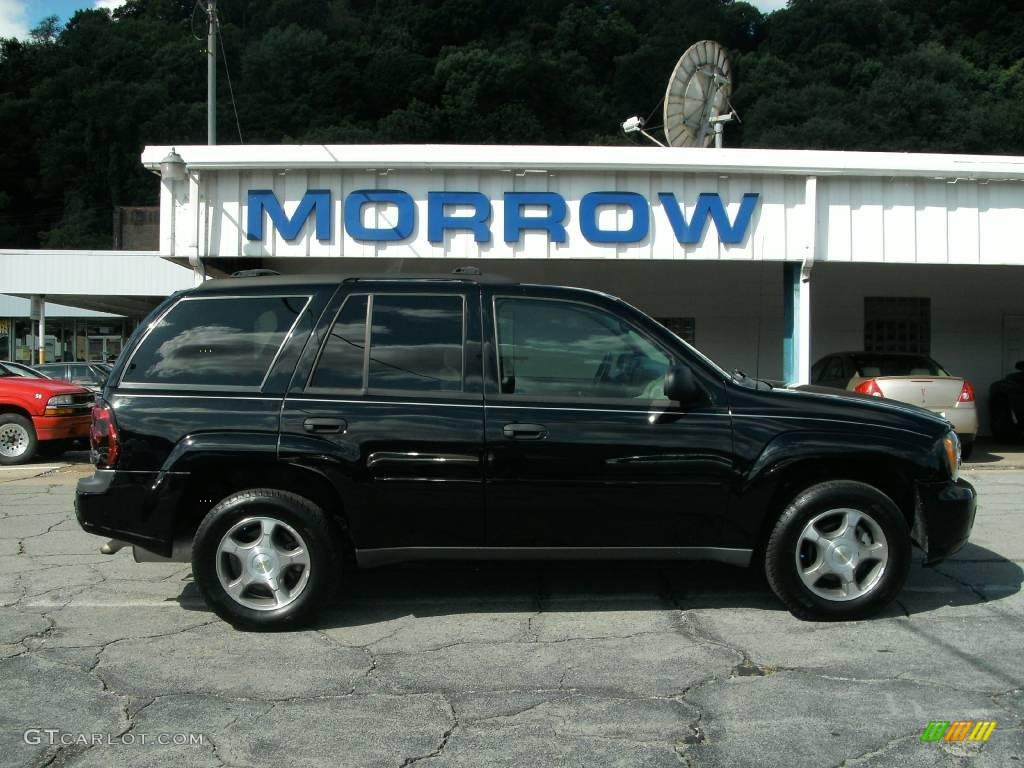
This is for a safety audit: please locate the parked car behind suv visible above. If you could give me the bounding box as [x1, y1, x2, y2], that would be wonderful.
[989, 361, 1024, 441]
[75, 272, 976, 629]
[34, 362, 110, 394]
[810, 352, 978, 460]
[0, 365, 93, 464]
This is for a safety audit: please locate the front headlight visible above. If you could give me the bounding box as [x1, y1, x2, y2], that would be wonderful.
[47, 395, 74, 407]
[942, 432, 961, 481]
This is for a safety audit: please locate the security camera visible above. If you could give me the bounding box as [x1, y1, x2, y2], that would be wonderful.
[621, 116, 645, 134]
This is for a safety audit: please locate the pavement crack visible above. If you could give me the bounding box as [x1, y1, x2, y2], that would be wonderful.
[398, 694, 458, 767]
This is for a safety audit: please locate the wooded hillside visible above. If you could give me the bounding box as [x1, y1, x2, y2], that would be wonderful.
[2, 0, 1022, 247]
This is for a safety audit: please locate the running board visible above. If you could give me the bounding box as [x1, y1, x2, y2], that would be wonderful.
[355, 546, 752, 569]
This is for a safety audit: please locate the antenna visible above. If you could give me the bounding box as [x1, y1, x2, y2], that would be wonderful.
[663, 40, 737, 148]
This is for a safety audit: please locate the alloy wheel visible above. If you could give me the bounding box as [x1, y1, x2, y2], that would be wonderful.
[215, 516, 312, 611]
[794, 507, 889, 602]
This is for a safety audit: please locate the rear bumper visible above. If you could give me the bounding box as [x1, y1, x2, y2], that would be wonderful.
[916, 478, 977, 565]
[32, 414, 91, 442]
[75, 469, 188, 557]
[928, 406, 977, 440]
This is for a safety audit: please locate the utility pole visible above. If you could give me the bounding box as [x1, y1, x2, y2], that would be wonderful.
[207, 0, 217, 145]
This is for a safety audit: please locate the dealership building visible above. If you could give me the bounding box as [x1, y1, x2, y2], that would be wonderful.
[3, 144, 1023, 433]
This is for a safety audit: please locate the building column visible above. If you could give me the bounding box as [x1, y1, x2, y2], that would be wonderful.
[783, 262, 813, 384]
[30, 295, 46, 365]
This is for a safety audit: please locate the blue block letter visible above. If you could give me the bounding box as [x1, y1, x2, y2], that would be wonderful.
[658, 192, 759, 245]
[504, 192, 567, 243]
[579, 191, 650, 244]
[247, 189, 331, 241]
[427, 191, 492, 243]
[344, 189, 415, 242]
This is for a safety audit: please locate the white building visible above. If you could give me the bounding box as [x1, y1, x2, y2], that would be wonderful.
[5, 144, 1024, 434]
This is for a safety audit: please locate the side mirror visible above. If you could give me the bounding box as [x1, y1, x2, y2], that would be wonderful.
[1015, 361, 1024, 372]
[664, 363, 703, 404]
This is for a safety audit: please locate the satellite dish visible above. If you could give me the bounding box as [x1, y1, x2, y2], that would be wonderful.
[663, 40, 734, 148]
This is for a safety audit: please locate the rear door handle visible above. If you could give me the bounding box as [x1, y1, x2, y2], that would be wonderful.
[303, 417, 346, 434]
[502, 422, 547, 440]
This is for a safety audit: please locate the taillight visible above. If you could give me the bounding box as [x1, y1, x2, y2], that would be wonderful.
[89, 401, 120, 468]
[854, 378, 883, 397]
[958, 381, 975, 403]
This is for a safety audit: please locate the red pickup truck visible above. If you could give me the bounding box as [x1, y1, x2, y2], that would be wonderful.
[0, 367, 93, 465]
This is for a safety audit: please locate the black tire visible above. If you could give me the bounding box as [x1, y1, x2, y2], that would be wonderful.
[765, 480, 911, 621]
[0, 413, 38, 466]
[192, 488, 340, 631]
[989, 396, 1016, 442]
[960, 438, 974, 462]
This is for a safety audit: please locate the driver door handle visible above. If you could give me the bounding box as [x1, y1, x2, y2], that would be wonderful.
[503, 423, 547, 440]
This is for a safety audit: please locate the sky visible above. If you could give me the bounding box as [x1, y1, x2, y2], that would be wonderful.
[0, 0, 788, 40]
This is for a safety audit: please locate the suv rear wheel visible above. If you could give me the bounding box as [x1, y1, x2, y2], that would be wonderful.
[192, 488, 339, 630]
[765, 480, 911, 620]
[0, 414, 37, 465]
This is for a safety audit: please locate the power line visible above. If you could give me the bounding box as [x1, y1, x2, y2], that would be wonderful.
[215, 14, 244, 144]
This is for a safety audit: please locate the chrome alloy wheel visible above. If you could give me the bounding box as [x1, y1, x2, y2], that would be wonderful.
[795, 508, 889, 602]
[0, 423, 30, 458]
[215, 516, 311, 611]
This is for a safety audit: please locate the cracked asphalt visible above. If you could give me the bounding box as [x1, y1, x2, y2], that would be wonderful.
[0, 460, 1022, 768]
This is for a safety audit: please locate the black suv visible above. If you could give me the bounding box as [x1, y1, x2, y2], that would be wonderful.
[75, 271, 976, 629]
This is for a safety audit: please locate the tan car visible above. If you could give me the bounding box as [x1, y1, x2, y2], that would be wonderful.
[811, 352, 977, 459]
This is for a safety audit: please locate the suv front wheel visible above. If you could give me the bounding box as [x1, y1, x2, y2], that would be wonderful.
[765, 480, 911, 620]
[192, 488, 339, 630]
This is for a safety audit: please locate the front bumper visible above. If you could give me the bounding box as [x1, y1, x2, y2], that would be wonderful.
[32, 414, 91, 442]
[75, 469, 189, 557]
[916, 478, 977, 565]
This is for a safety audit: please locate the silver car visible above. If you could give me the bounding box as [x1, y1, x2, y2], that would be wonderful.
[811, 352, 978, 459]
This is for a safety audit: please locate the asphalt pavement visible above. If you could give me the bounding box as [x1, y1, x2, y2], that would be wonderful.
[0, 456, 1021, 767]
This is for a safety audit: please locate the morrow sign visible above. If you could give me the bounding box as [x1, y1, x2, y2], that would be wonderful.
[246, 189, 760, 245]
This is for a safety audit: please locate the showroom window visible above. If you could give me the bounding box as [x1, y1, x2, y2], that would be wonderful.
[122, 295, 309, 387]
[864, 297, 931, 354]
[655, 316, 696, 344]
[494, 297, 670, 400]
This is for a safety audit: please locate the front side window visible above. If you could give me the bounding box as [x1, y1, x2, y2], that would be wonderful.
[122, 295, 308, 387]
[495, 298, 670, 400]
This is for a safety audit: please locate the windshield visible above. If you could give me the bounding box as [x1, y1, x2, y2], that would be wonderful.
[852, 355, 948, 377]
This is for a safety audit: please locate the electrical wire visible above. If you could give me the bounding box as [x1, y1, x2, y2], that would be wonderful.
[215, 11, 245, 144]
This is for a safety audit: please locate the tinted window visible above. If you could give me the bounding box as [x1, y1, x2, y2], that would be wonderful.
[495, 298, 670, 400]
[310, 295, 368, 391]
[122, 295, 307, 387]
[367, 295, 463, 392]
[36, 364, 65, 378]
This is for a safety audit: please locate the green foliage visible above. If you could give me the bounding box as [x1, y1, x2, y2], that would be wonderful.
[0, 0, 1022, 247]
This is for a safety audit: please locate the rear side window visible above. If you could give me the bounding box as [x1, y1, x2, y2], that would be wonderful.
[309, 295, 368, 391]
[308, 293, 466, 393]
[368, 295, 464, 392]
[122, 295, 309, 387]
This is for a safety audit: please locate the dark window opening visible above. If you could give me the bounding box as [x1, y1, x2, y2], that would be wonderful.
[864, 297, 931, 355]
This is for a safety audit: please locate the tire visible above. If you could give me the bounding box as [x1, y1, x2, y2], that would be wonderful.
[0, 413, 37, 466]
[765, 480, 911, 621]
[192, 488, 340, 631]
[960, 438, 974, 462]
